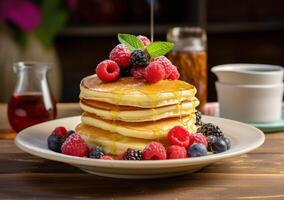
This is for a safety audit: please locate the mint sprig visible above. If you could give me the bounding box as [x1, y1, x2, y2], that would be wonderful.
[118, 33, 145, 51]
[146, 42, 174, 58]
[117, 33, 174, 58]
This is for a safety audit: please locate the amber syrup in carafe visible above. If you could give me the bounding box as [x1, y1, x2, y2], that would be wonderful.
[8, 93, 57, 132]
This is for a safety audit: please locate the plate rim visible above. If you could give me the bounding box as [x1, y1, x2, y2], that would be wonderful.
[15, 115, 265, 169]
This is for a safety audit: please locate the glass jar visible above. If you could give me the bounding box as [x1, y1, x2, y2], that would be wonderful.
[167, 27, 207, 112]
[7, 62, 57, 132]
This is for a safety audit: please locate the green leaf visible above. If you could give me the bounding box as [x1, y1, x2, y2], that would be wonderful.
[35, 0, 68, 48]
[146, 42, 174, 58]
[118, 33, 145, 51]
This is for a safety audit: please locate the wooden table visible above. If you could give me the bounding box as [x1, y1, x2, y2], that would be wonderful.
[0, 103, 284, 199]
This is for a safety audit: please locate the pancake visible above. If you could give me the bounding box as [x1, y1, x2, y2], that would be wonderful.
[80, 98, 199, 122]
[76, 123, 167, 155]
[81, 112, 197, 140]
[80, 74, 197, 108]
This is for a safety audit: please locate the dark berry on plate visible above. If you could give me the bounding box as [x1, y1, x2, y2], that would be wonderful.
[120, 66, 132, 77]
[197, 123, 224, 138]
[143, 142, 167, 160]
[109, 44, 131, 67]
[89, 147, 105, 159]
[66, 130, 75, 137]
[168, 126, 190, 148]
[206, 135, 217, 151]
[130, 50, 150, 67]
[195, 111, 203, 126]
[61, 133, 89, 157]
[167, 145, 187, 159]
[96, 59, 120, 83]
[52, 126, 67, 138]
[210, 137, 228, 153]
[222, 136, 231, 150]
[144, 62, 166, 83]
[47, 134, 65, 153]
[188, 143, 207, 157]
[124, 148, 143, 160]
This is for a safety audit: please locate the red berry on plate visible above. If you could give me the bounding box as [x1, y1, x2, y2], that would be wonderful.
[143, 142, 167, 160]
[168, 126, 190, 148]
[61, 133, 89, 157]
[131, 67, 146, 79]
[100, 155, 113, 160]
[109, 44, 131, 67]
[167, 145, 187, 159]
[52, 126, 67, 138]
[144, 62, 165, 83]
[137, 35, 151, 46]
[151, 56, 176, 79]
[118, 152, 126, 160]
[188, 133, 208, 148]
[96, 60, 120, 83]
[168, 66, 180, 80]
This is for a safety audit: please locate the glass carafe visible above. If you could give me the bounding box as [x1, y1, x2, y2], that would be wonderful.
[8, 62, 57, 132]
[167, 27, 207, 112]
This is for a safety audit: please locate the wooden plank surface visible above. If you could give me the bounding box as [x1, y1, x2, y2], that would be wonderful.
[0, 104, 284, 199]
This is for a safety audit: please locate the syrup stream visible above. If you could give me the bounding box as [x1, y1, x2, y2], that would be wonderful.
[150, 0, 154, 42]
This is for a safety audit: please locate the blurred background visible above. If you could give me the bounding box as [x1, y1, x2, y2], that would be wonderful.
[0, 0, 284, 103]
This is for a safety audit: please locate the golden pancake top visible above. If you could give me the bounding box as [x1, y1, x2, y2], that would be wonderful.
[80, 75, 197, 108]
[81, 74, 195, 96]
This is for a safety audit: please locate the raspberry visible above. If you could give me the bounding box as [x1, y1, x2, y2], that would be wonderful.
[188, 133, 208, 148]
[137, 35, 151, 46]
[143, 142, 167, 160]
[109, 44, 131, 67]
[130, 50, 150, 67]
[61, 133, 89, 157]
[89, 147, 105, 159]
[52, 127, 67, 138]
[100, 155, 113, 160]
[131, 67, 145, 79]
[144, 62, 165, 83]
[123, 148, 143, 160]
[96, 60, 120, 83]
[167, 145, 187, 159]
[152, 56, 176, 79]
[168, 126, 190, 148]
[168, 67, 180, 80]
[118, 152, 126, 160]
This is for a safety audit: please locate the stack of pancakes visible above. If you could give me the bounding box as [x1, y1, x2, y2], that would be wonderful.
[76, 74, 199, 155]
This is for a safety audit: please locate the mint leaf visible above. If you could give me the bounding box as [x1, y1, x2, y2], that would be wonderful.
[118, 33, 145, 51]
[146, 42, 174, 58]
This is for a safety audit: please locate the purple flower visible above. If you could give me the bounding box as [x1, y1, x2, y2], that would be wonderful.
[0, 0, 41, 32]
[66, 0, 78, 10]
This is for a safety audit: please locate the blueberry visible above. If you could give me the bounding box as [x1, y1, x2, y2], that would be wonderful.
[89, 147, 105, 159]
[222, 136, 231, 150]
[66, 130, 75, 137]
[188, 143, 207, 157]
[120, 66, 132, 77]
[47, 134, 65, 152]
[206, 135, 217, 151]
[210, 137, 228, 153]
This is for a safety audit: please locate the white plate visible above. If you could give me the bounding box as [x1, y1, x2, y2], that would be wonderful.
[15, 116, 265, 179]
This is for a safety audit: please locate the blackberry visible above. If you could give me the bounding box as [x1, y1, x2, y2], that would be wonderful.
[120, 66, 132, 77]
[197, 123, 224, 138]
[89, 147, 105, 159]
[124, 148, 143, 160]
[130, 50, 150, 67]
[206, 135, 217, 151]
[195, 111, 203, 126]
